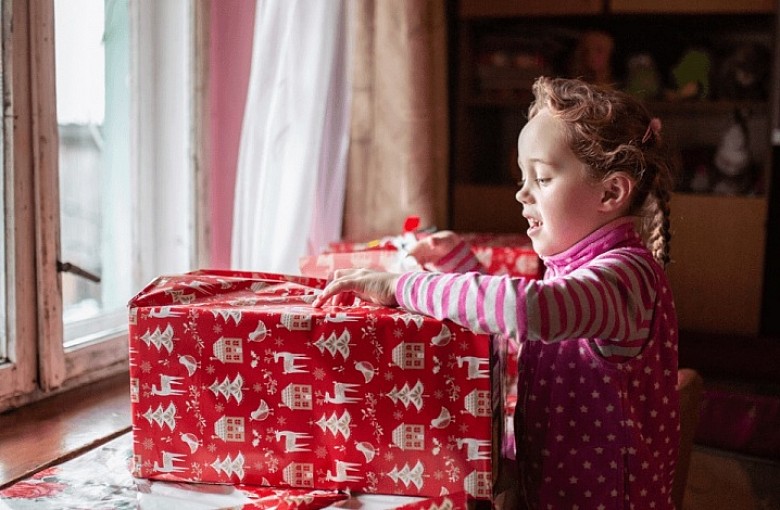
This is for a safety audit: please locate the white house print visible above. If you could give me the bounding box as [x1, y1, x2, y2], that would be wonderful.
[464, 469, 491, 500]
[391, 342, 425, 370]
[280, 310, 312, 331]
[463, 388, 491, 417]
[281, 383, 313, 410]
[391, 423, 425, 450]
[283, 462, 314, 487]
[214, 416, 245, 442]
[212, 337, 243, 363]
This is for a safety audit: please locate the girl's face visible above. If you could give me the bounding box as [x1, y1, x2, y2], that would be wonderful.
[515, 109, 610, 258]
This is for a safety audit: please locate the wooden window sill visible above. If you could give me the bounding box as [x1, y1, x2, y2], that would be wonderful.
[0, 372, 131, 488]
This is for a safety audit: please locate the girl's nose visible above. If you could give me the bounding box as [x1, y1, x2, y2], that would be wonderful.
[516, 184, 531, 205]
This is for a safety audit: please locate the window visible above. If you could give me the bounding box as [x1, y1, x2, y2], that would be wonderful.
[0, 0, 204, 412]
[55, 0, 131, 349]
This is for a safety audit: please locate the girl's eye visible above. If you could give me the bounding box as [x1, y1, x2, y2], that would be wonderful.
[536, 178, 551, 185]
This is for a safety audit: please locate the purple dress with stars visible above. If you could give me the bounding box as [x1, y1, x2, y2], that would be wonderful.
[396, 218, 680, 509]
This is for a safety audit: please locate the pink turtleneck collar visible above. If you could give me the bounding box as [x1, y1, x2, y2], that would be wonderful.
[541, 217, 643, 275]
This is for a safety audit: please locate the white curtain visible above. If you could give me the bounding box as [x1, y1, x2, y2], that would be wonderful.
[231, 0, 351, 273]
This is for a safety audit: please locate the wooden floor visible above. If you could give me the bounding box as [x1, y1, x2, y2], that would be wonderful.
[0, 373, 131, 488]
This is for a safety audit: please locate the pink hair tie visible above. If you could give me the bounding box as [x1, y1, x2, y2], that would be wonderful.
[642, 117, 662, 144]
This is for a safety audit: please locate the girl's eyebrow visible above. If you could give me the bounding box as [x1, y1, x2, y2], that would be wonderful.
[523, 156, 557, 168]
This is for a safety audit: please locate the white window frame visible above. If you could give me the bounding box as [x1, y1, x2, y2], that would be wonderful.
[0, 0, 207, 411]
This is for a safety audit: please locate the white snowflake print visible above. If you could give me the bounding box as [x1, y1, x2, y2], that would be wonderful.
[444, 456, 461, 483]
[313, 367, 326, 380]
[364, 472, 379, 493]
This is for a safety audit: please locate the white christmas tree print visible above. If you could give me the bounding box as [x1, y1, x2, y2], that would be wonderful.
[385, 380, 425, 411]
[142, 402, 177, 430]
[388, 312, 425, 329]
[210, 452, 245, 480]
[312, 329, 351, 360]
[314, 410, 351, 439]
[386, 460, 425, 489]
[210, 308, 242, 325]
[209, 374, 244, 404]
[140, 324, 175, 353]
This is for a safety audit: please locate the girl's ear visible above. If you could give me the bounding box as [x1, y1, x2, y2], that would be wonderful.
[599, 172, 634, 212]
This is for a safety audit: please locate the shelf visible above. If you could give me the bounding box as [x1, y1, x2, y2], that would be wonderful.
[460, 0, 603, 18]
[667, 193, 767, 335]
[610, 0, 774, 15]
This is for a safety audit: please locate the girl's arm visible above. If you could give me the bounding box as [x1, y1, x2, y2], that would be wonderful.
[409, 231, 483, 273]
[396, 250, 658, 348]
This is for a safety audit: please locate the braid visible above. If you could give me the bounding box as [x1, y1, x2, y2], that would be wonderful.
[645, 184, 672, 268]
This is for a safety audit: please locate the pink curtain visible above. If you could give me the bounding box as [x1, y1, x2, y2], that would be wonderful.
[343, 1, 450, 241]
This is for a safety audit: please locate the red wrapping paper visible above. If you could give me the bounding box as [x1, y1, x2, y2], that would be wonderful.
[129, 270, 493, 500]
[305, 233, 539, 465]
[306, 233, 541, 280]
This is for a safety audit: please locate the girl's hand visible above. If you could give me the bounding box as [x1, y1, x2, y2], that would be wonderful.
[409, 230, 462, 267]
[312, 269, 400, 308]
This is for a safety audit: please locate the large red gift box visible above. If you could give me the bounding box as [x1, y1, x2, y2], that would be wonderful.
[128, 270, 494, 501]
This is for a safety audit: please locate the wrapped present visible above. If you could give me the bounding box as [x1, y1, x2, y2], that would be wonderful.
[459, 233, 541, 279]
[304, 233, 540, 280]
[129, 270, 494, 501]
[298, 250, 422, 279]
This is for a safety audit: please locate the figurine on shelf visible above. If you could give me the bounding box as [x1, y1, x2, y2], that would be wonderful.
[625, 53, 661, 100]
[712, 109, 758, 195]
[716, 42, 771, 101]
[569, 30, 615, 87]
[665, 47, 712, 101]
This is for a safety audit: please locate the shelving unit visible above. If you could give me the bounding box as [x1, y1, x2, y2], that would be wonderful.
[449, 0, 777, 335]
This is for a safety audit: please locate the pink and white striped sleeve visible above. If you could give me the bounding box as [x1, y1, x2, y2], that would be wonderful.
[395, 251, 658, 348]
[424, 240, 483, 274]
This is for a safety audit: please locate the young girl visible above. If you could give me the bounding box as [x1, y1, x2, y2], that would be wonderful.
[313, 76, 679, 509]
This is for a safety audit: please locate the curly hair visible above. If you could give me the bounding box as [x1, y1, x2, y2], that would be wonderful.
[528, 76, 677, 267]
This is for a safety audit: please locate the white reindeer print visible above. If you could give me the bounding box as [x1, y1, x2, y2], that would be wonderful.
[148, 306, 184, 318]
[324, 382, 362, 404]
[456, 437, 492, 461]
[274, 430, 313, 453]
[325, 460, 362, 482]
[273, 352, 310, 374]
[153, 451, 187, 473]
[455, 356, 490, 379]
[151, 374, 185, 396]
